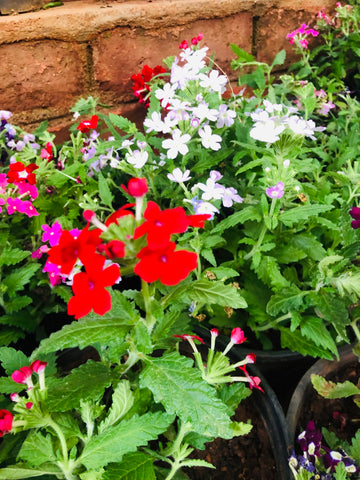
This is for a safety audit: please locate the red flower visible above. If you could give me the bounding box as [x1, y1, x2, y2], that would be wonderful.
[239, 365, 264, 393]
[122, 178, 148, 197]
[173, 334, 205, 344]
[7, 162, 38, 185]
[77, 115, 99, 134]
[230, 327, 246, 345]
[67, 253, 120, 319]
[131, 65, 166, 107]
[105, 204, 135, 227]
[134, 241, 197, 285]
[134, 201, 190, 250]
[179, 40, 189, 49]
[30, 360, 47, 373]
[97, 240, 126, 260]
[47, 226, 102, 275]
[0, 410, 13, 437]
[187, 214, 211, 228]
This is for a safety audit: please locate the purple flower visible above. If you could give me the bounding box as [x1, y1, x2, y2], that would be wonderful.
[266, 181, 284, 199]
[42, 222, 63, 247]
[297, 421, 322, 457]
[349, 207, 360, 229]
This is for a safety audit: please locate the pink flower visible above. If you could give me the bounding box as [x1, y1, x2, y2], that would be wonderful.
[19, 200, 39, 218]
[25, 402, 33, 409]
[210, 328, 219, 337]
[173, 334, 205, 344]
[6, 197, 23, 215]
[239, 366, 264, 392]
[43, 260, 62, 286]
[42, 222, 63, 247]
[266, 182, 284, 199]
[230, 327, 247, 345]
[0, 198, 5, 213]
[0, 410, 13, 437]
[11, 366, 33, 388]
[14, 182, 39, 199]
[30, 360, 47, 373]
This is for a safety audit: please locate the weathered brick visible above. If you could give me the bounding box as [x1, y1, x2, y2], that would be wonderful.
[93, 13, 252, 105]
[0, 41, 87, 115]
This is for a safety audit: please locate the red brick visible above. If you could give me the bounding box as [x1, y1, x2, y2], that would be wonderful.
[0, 40, 87, 115]
[93, 13, 252, 105]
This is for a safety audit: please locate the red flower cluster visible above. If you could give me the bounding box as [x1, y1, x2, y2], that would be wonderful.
[131, 65, 167, 108]
[134, 201, 209, 286]
[179, 33, 203, 49]
[7, 161, 38, 185]
[0, 410, 13, 437]
[77, 115, 99, 134]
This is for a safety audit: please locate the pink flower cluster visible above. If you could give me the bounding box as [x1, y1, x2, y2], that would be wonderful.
[286, 23, 319, 49]
[0, 161, 39, 217]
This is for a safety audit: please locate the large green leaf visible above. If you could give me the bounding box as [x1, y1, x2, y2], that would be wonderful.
[3, 263, 40, 297]
[0, 463, 62, 479]
[98, 171, 114, 208]
[0, 347, 28, 375]
[79, 412, 173, 470]
[98, 380, 134, 434]
[0, 247, 30, 266]
[300, 317, 337, 356]
[140, 351, 234, 438]
[187, 280, 247, 309]
[280, 328, 333, 359]
[266, 287, 307, 316]
[32, 292, 139, 357]
[46, 360, 112, 411]
[279, 204, 333, 228]
[18, 432, 56, 467]
[103, 451, 155, 480]
[211, 207, 261, 234]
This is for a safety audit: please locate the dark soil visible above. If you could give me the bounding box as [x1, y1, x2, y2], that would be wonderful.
[184, 396, 277, 480]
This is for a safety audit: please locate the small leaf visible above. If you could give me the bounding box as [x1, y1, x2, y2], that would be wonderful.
[98, 171, 114, 208]
[18, 431, 56, 467]
[0, 347, 28, 376]
[0, 463, 62, 479]
[279, 204, 333, 228]
[311, 374, 360, 399]
[271, 49, 286, 67]
[0, 248, 30, 266]
[98, 380, 134, 433]
[267, 287, 307, 316]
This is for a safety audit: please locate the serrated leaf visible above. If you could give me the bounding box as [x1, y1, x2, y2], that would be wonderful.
[0, 376, 23, 394]
[279, 204, 333, 227]
[46, 360, 112, 411]
[181, 459, 215, 468]
[311, 374, 360, 399]
[5, 296, 33, 313]
[267, 287, 307, 316]
[0, 463, 62, 479]
[140, 351, 234, 438]
[18, 431, 56, 467]
[291, 233, 326, 261]
[187, 280, 247, 309]
[0, 327, 25, 346]
[108, 113, 137, 134]
[103, 451, 156, 480]
[0, 247, 30, 266]
[301, 317, 337, 356]
[0, 347, 28, 375]
[280, 328, 333, 359]
[349, 429, 360, 462]
[98, 380, 134, 434]
[32, 292, 139, 357]
[80, 412, 173, 469]
[204, 267, 239, 281]
[98, 171, 114, 208]
[3, 263, 40, 297]
[201, 248, 217, 267]
[212, 207, 261, 234]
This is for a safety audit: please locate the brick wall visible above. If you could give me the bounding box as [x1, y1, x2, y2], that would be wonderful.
[0, 0, 337, 138]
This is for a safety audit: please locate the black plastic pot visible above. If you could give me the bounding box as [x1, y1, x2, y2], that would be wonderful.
[286, 344, 357, 449]
[195, 327, 293, 480]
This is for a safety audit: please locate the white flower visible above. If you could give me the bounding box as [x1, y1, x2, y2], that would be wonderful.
[222, 187, 243, 207]
[195, 170, 224, 201]
[216, 104, 236, 128]
[191, 102, 218, 122]
[286, 115, 325, 140]
[155, 83, 177, 107]
[162, 129, 191, 159]
[126, 149, 148, 169]
[167, 99, 191, 122]
[121, 139, 134, 149]
[249, 120, 285, 143]
[199, 69, 228, 93]
[263, 99, 283, 114]
[167, 167, 192, 183]
[198, 125, 222, 150]
[195, 200, 219, 217]
[144, 112, 166, 133]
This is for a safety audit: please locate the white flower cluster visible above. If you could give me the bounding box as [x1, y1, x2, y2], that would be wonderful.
[249, 99, 325, 143]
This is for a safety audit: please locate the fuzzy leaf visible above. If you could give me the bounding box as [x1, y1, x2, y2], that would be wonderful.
[0, 248, 30, 266]
[32, 292, 138, 357]
[266, 287, 307, 316]
[98, 380, 134, 433]
[46, 360, 113, 411]
[0, 376, 23, 394]
[80, 412, 173, 470]
[0, 463, 62, 479]
[311, 374, 360, 399]
[98, 171, 114, 208]
[279, 204, 333, 228]
[3, 263, 40, 297]
[103, 451, 156, 480]
[280, 328, 333, 359]
[140, 351, 234, 438]
[0, 347, 28, 376]
[18, 431, 56, 467]
[187, 280, 247, 309]
[108, 113, 137, 134]
[212, 207, 261, 234]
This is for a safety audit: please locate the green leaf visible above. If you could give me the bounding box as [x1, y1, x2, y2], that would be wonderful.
[279, 204, 333, 227]
[108, 113, 137, 134]
[187, 280, 247, 309]
[98, 380, 134, 433]
[0, 463, 62, 479]
[103, 451, 155, 480]
[98, 171, 114, 208]
[0, 347, 28, 375]
[4, 295, 33, 313]
[0, 248, 30, 266]
[291, 233, 326, 261]
[280, 328, 333, 359]
[271, 49, 286, 67]
[3, 264, 41, 297]
[140, 351, 234, 438]
[311, 374, 360, 399]
[334, 461, 347, 480]
[18, 432, 56, 467]
[230, 44, 254, 62]
[266, 287, 307, 316]
[0, 376, 23, 394]
[349, 430, 360, 463]
[212, 207, 261, 234]
[46, 360, 113, 411]
[300, 317, 337, 356]
[80, 412, 173, 470]
[32, 292, 138, 357]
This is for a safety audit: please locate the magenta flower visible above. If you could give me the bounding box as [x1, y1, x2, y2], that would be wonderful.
[42, 222, 63, 247]
[6, 197, 23, 215]
[349, 207, 360, 229]
[230, 327, 247, 344]
[18, 200, 39, 218]
[266, 182, 284, 199]
[11, 366, 33, 389]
